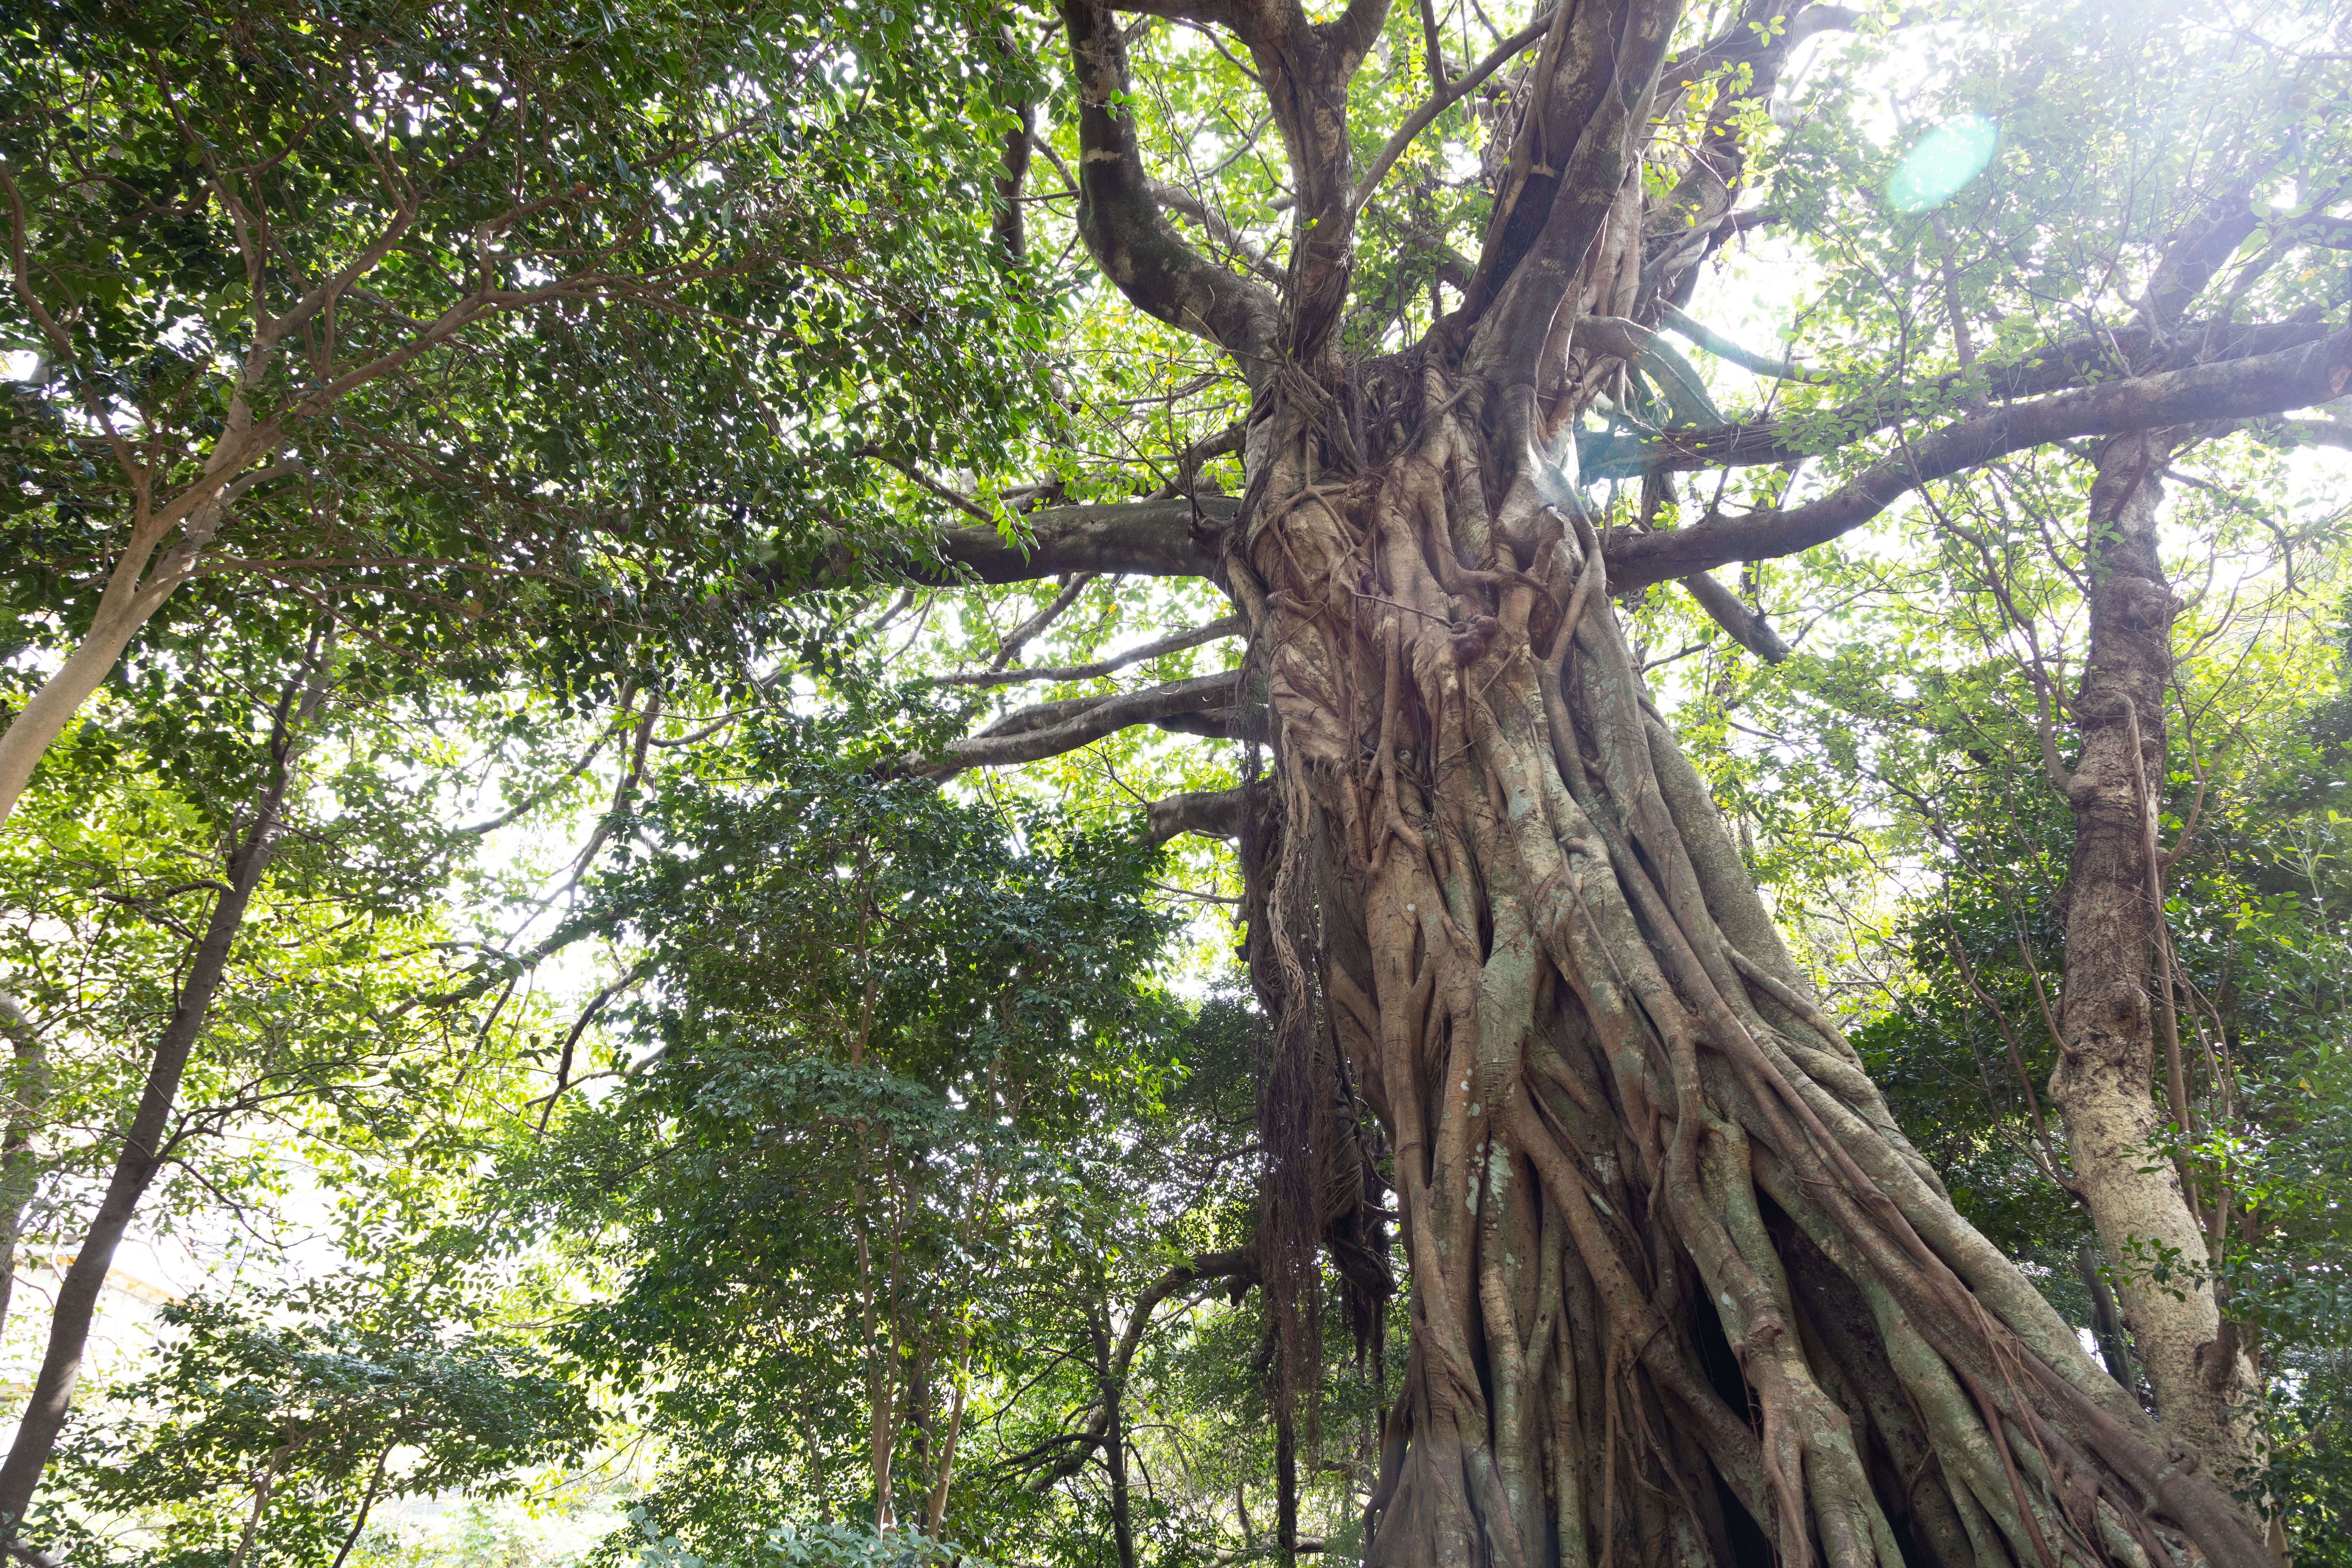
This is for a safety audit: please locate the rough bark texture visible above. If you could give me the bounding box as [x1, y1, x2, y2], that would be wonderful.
[1027, 0, 2295, 1561]
[1231, 388, 2272, 1568]
[2047, 431, 2259, 1488]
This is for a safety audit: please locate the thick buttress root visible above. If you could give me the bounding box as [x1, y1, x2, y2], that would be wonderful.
[1224, 369, 2273, 1568]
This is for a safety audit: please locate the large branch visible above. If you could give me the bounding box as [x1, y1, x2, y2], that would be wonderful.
[1576, 316, 1723, 425]
[2284, 211, 2352, 249]
[2141, 185, 2266, 330]
[1606, 326, 2352, 590]
[1149, 180, 1287, 287]
[1588, 318, 2335, 479]
[1658, 302, 1824, 383]
[1059, 0, 1280, 380]
[927, 496, 1236, 584]
[920, 672, 1237, 777]
[1680, 570, 1789, 662]
[1146, 785, 1250, 842]
[1468, 0, 1680, 378]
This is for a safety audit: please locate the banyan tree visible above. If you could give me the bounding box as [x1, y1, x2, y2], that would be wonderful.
[896, 2, 2352, 1567]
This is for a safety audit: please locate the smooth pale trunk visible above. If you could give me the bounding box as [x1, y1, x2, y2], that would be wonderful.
[2049, 430, 2260, 1485]
[0, 597, 157, 826]
[0, 422, 248, 830]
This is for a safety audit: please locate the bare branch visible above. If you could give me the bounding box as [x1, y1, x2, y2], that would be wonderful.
[926, 495, 1236, 584]
[937, 617, 1242, 688]
[1149, 180, 1285, 287]
[1058, 0, 1279, 379]
[870, 451, 996, 525]
[920, 673, 1236, 777]
[1597, 319, 2334, 480]
[534, 959, 653, 1134]
[993, 574, 1101, 670]
[1413, 0, 1448, 94]
[1146, 785, 1250, 842]
[1658, 302, 1825, 383]
[1576, 316, 1723, 426]
[2278, 210, 2352, 249]
[1680, 571, 1789, 663]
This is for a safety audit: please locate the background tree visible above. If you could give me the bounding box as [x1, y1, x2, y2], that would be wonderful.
[516, 702, 1228, 1556]
[49, 1283, 597, 1568]
[0, 0, 1049, 820]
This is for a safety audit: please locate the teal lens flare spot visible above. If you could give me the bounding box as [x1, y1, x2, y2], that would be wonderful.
[1888, 116, 2000, 214]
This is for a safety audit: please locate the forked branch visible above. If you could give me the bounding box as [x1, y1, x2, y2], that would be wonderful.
[1058, 0, 1280, 379]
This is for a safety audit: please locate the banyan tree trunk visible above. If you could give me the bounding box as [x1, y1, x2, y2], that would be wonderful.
[1222, 365, 2278, 1568]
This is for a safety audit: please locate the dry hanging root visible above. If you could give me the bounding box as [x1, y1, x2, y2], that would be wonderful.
[1222, 367, 2272, 1568]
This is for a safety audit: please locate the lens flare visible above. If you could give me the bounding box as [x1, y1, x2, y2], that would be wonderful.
[1888, 115, 2000, 214]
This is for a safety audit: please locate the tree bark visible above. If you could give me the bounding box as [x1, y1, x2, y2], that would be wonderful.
[1230, 376, 2271, 1568]
[1181, 4, 2262, 1551]
[328, 1444, 393, 1568]
[2074, 1245, 2144, 1402]
[0, 996, 48, 1347]
[0, 376, 267, 832]
[0, 669, 312, 1536]
[923, 1321, 971, 1536]
[2046, 430, 2260, 1488]
[0, 573, 169, 830]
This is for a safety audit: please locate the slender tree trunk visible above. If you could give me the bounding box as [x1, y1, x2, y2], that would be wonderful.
[329, 1444, 393, 1568]
[2074, 1245, 2144, 1401]
[0, 408, 256, 831]
[0, 670, 313, 1537]
[924, 1321, 971, 1536]
[1091, 1300, 1138, 1568]
[857, 1211, 898, 1531]
[0, 995, 50, 1345]
[2047, 430, 2259, 1486]
[226, 1446, 293, 1568]
[0, 587, 161, 829]
[846, 881, 899, 1532]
